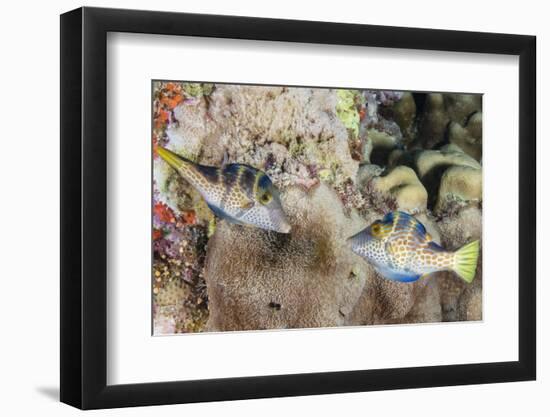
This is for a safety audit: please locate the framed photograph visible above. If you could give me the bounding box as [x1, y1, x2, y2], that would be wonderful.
[60, 6, 536, 409]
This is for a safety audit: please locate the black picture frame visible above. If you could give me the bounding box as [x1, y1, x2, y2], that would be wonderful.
[60, 6, 536, 410]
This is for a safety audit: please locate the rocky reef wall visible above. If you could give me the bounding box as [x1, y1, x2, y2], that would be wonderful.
[152, 82, 482, 333]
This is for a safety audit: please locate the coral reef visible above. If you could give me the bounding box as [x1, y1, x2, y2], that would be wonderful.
[388, 145, 482, 213]
[436, 165, 482, 214]
[371, 166, 428, 213]
[416, 93, 482, 151]
[391, 92, 417, 144]
[152, 82, 483, 333]
[448, 111, 483, 161]
[204, 184, 369, 331]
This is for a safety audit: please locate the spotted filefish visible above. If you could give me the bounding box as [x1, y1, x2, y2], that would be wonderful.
[157, 147, 291, 233]
[348, 211, 479, 283]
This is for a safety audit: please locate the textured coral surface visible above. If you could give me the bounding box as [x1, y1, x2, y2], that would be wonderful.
[152, 82, 482, 334]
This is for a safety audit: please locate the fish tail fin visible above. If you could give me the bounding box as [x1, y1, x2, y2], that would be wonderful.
[157, 146, 201, 185]
[157, 146, 194, 169]
[452, 240, 480, 283]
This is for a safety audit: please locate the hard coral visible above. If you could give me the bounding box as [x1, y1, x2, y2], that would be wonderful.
[372, 166, 428, 213]
[204, 183, 369, 331]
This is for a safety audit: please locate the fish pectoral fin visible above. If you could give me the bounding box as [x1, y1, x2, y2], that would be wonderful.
[240, 200, 254, 209]
[222, 150, 230, 167]
[384, 241, 396, 257]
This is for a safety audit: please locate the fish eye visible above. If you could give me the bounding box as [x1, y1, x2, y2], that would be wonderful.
[260, 192, 272, 205]
[371, 223, 383, 237]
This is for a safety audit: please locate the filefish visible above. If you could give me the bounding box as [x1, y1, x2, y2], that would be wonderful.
[157, 147, 291, 233]
[348, 211, 479, 283]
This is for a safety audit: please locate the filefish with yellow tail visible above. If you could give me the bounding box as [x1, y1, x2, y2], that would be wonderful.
[348, 211, 479, 283]
[157, 147, 291, 233]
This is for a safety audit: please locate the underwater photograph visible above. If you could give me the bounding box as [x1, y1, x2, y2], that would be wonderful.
[152, 81, 482, 335]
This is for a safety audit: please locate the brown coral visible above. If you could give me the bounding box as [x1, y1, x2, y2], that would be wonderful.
[204, 184, 369, 331]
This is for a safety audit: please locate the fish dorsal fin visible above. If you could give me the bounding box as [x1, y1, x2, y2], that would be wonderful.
[222, 151, 230, 167]
[412, 218, 428, 237]
[427, 240, 445, 252]
[392, 211, 430, 238]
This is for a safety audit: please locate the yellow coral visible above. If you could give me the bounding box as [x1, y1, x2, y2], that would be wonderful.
[336, 89, 361, 138]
